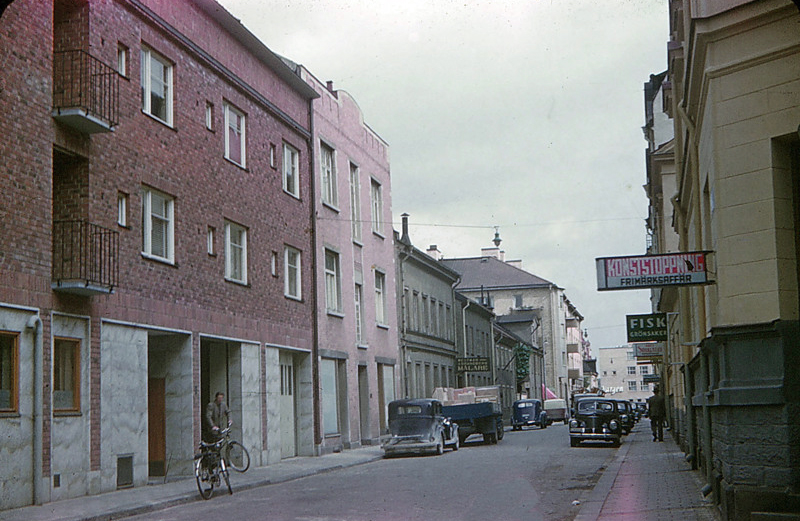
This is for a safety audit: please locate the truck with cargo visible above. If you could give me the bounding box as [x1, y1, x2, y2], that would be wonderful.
[434, 386, 505, 445]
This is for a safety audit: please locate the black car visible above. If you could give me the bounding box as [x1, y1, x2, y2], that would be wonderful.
[511, 399, 547, 430]
[569, 397, 623, 447]
[383, 399, 460, 456]
[614, 399, 634, 434]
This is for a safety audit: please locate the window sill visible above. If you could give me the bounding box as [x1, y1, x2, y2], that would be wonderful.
[223, 157, 248, 171]
[372, 230, 385, 240]
[322, 201, 340, 213]
[326, 310, 345, 319]
[141, 253, 178, 267]
[224, 277, 250, 288]
[284, 294, 303, 302]
[352, 238, 363, 247]
[54, 410, 82, 417]
[376, 323, 390, 330]
[283, 189, 301, 200]
[0, 412, 20, 418]
[357, 344, 368, 350]
[117, 223, 131, 230]
[142, 111, 175, 130]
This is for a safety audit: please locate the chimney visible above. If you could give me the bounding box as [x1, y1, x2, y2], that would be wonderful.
[426, 245, 442, 260]
[400, 213, 411, 245]
[326, 80, 334, 92]
[481, 247, 503, 260]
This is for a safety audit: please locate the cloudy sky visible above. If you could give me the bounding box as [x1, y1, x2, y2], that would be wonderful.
[218, 0, 669, 350]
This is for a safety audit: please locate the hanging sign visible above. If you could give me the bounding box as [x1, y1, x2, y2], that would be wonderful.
[596, 252, 710, 291]
[626, 313, 667, 342]
[457, 357, 490, 372]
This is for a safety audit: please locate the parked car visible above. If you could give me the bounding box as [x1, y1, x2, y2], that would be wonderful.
[511, 399, 547, 430]
[544, 398, 569, 424]
[570, 392, 601, 417]
[614, 400, 634, 434]
[569, 397, 623, 447]
[383, 399, 460, 456]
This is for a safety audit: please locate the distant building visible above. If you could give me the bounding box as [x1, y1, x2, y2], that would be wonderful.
[595, 346, 656, 405]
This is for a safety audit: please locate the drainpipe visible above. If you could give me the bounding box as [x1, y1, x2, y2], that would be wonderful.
[26, 314, 43, 505]
[461, 298, 471, 388]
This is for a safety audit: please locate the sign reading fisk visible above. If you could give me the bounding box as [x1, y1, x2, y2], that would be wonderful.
[627, 313, 667, 342]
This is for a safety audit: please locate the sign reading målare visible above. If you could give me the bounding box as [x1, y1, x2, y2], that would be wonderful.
[456, 357, 490, 373]
[596, 252, 710, 291]
[627, 313, 667, 342]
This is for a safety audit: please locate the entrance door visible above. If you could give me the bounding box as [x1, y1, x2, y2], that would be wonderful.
[279, 352, 296, 458]
[358, 365, 369, 443]
[148, 377, 166, 476]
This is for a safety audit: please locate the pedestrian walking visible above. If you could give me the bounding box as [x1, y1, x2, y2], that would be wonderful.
[647, 386, 666, 442]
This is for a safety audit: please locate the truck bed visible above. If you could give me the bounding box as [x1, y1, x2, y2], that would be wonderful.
[442, 401, 501, 421]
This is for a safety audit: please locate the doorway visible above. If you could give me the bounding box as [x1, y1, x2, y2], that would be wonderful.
[279, 351, 297, 458]
[358, 365, 369, 443]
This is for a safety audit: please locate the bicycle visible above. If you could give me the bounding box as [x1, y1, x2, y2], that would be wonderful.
[219, 426, 250, 473]
[194, 429, 233, 499]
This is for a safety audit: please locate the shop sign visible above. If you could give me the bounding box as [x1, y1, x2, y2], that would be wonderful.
[627, 313, 667, 342]
[456, 357, 490, 372]
[632, 342, 664, 360]
[596, 252, 710, 291]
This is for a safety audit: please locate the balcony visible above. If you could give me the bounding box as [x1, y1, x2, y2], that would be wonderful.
[52, 50, 119, 133]
[52, 220, 119, 295]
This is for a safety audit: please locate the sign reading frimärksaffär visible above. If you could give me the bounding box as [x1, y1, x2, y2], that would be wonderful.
[596, 252, 710, 291]
[627, 313, 667, 342]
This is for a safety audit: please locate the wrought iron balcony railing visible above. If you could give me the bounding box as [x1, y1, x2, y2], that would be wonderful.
[52, 220, 119, 295]
[52, 50, 119, 133]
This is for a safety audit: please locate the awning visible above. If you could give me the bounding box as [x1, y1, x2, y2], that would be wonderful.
[542, 384, 558, 400]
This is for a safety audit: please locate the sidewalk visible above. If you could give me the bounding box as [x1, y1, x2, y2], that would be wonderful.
[0, 446, 384, 521]
[575, 426, 719, 521]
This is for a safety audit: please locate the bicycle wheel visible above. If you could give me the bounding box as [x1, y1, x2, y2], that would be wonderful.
[195, 458, 214, 500]
[220, 460, 233, 495]
[225, 441, 250, 472]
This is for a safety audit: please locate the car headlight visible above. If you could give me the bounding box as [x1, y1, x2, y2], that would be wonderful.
[621, 414, 629, 422]
[609, 420, 618, 430]
[569, 420, 579, 429]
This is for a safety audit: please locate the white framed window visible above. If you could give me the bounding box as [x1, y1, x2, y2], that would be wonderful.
[627, 366, 636, 375]
[320, 143, 337, 206]
[271, 251, 278, 277]
[375, 270, 387, 326]
[284, 246, 301, 300]
[349, 163, 361, 242]
[224, 103, 246, 167]
[117, 44, 128, 77]
[324, 249, 342, 313]
[354, 284, 364, 345]
[370, 178, 383, 235]
[270, 143, 277, 169]
[225, 221, 247, 284]
[117, 192, 128, 227]
[205, 101, 214, 131]
[207, 226, 215, 255]
[628, 381, 638, 391]
[640, 365, 649, 375]
[141, 186, 174, 262]
[53, 337, 80, 413]
[283, 143, 300, 197]
[140, 46, 172, 125]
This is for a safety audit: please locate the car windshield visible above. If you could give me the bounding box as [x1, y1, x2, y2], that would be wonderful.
[578, 400, 614, 413]
[396, 405, 422, 415]
[516, 403, 533, 408]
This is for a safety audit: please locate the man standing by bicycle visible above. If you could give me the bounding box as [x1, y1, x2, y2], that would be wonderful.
[204, 391, 231, 441]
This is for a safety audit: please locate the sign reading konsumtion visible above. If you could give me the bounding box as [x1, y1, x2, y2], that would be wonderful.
[627, 313, 667, 342]
[596, 252, 709, 291]
[456, 357, 490, 373]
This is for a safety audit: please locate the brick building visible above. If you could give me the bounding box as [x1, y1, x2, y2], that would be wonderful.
[1, 0, 320, 508]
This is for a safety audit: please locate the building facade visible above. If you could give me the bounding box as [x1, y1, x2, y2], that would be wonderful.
[1, 0, 319, 508]
[644, 1, 800, 518]
[288, 64, 399, 453]
[595, 345, 657, 406]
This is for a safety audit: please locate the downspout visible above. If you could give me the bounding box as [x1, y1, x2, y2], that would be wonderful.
[398, 214, 412, 398]
[461, 298, 470, 388]
[307, 84, 321, 451]
[26, 314, 43, 505]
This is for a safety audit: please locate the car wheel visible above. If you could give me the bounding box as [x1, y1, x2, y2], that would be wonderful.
[570, 438, 579, 448]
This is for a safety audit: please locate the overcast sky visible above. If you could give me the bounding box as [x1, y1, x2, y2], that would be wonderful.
[218, 0, 669, 351]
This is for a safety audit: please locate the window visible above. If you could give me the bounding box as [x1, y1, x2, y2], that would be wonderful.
[270, 143, 277, 168]
[283, 143, 299, 197]
[349, 163, 361, 242]
[271, 251, 278, 277]
[205, 101, 214, 131]
[422, 296, 429, 333]
[140, 46, 172, 124]
[53, 338, 80, 412]
[142, 187, 174, 262]
[627, 366, 636, 375]
[640, 366, 649, 375]
[514, 294, 523, 308]
[207, 226, 215, 255]
[626, 350, 635, 360]
[281, 363, 293, 396]
[117, 192, 128, 227]
[411, 291, 419, 331]
[628, 381, 638, 391]
[0, 332, 18, 412]
[370, 179, 383, 235]
[321, 358, 340, 435]
[445, 305, 452, 340]
[117, 44, 128, 77]
[224, 103, 246, 167]
[324, 249, 342, 313]
[284, 246, 301, 299]
[320, 143, 337, 206]
[225, 221, 247, 284]
[375, 270, 386, 325]
[355, 284, 364, 345]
